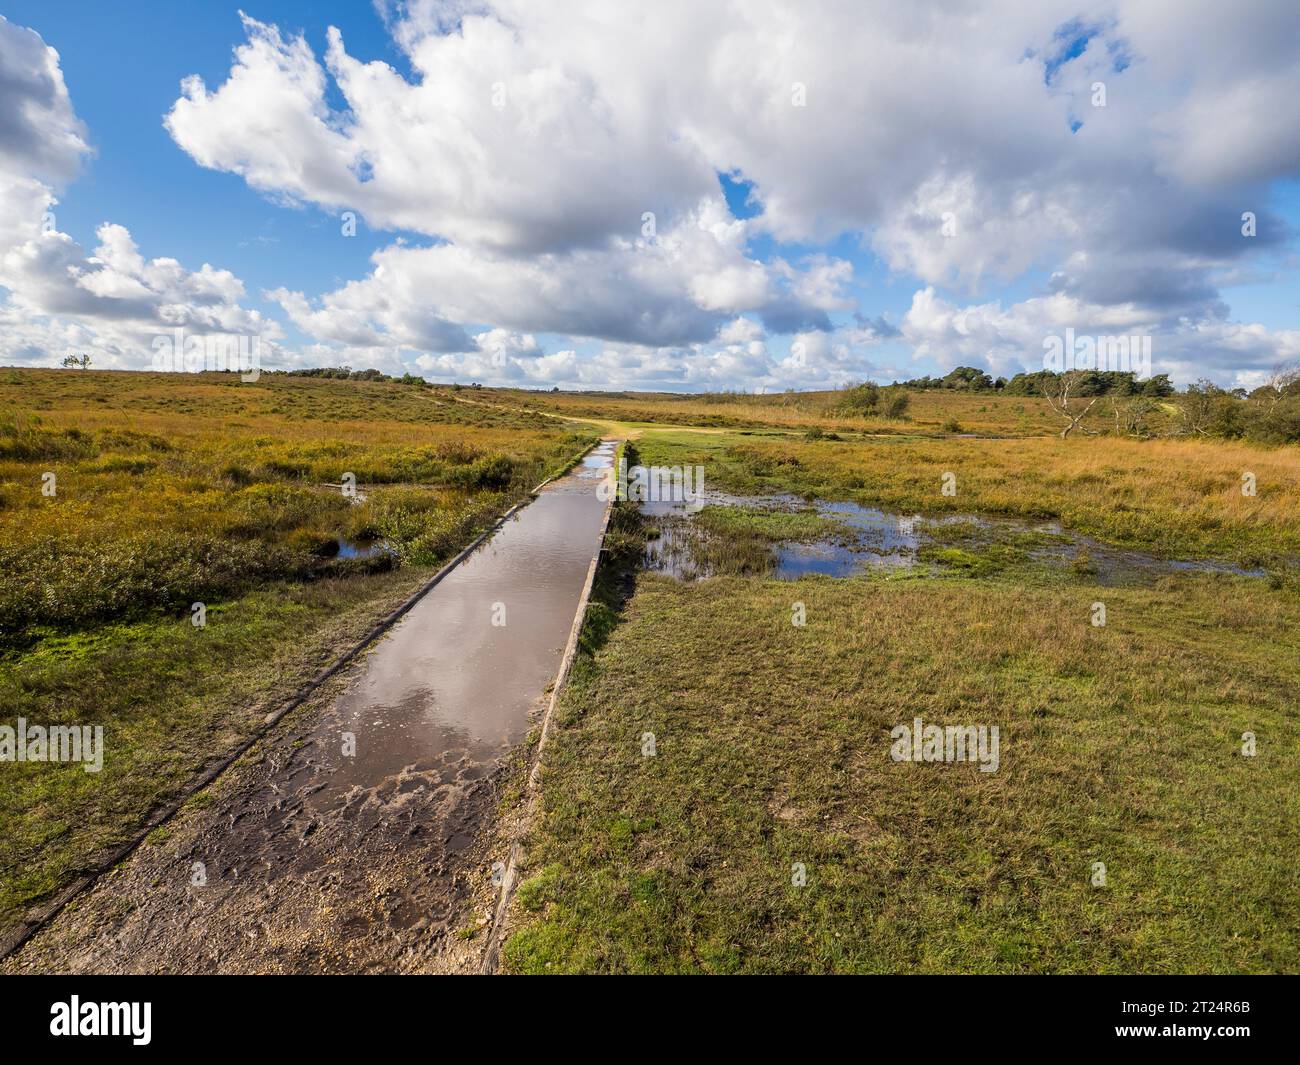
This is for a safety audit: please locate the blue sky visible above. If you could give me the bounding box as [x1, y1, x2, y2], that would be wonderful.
[2, 2, 1298, 390]
[4, 2, 404, 335]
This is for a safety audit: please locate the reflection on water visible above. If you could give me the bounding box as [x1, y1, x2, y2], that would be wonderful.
[642, 489, 1270, 583]
[305, 439, 617, 812]
[333, 538, 395, 560]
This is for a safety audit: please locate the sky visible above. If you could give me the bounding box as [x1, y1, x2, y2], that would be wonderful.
[1, 0, 1298, 392]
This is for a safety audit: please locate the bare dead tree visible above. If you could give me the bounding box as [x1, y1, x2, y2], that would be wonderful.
[1110, 394, 1154, 438]
[1041, 370, 1101, 438]
[1262, 362, 1300, 408]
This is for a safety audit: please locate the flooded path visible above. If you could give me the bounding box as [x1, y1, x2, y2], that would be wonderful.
[317, 439, 615, 813]
[5, 441, 616, 974]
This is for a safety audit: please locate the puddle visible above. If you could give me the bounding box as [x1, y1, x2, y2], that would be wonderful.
[641, 489, 1271, 584]
[312, 439, 618, 807]
[332, 538, 395, 560]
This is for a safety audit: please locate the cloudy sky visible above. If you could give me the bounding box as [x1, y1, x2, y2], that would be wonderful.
[1, 0, 1298, 391]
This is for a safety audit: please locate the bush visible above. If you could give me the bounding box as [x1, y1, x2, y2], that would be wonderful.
[881, 389, 911, 419]
[0, 419, 98, 461]
[836, 382, 879, 415]
[0, 535, 308, 646]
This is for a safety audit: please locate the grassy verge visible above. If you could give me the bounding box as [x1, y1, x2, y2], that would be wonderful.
[502, 568, 1300, 973]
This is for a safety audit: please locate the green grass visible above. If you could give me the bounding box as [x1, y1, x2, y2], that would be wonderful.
[504, 569, 1300, 973]
[504, 420, 1300, 973]
[650, 504, 855, 578]
[694, 505, 852, 544]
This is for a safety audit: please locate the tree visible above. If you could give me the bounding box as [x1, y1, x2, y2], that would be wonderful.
[1139, 373, 1174, 397]
[1179, 379, 1225, 437]
[1040, 370, 1102, 438]
[61, 353, 91, 369]
[1110, 395, 1155, 438]
[1258, 363, 1300, 408]
[940, 366, 994, 391]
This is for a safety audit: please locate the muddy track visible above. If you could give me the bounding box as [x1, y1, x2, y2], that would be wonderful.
[3, 666, 507, 974]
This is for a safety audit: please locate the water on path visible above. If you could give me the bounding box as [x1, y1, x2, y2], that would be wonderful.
[4, 440, 617, 973]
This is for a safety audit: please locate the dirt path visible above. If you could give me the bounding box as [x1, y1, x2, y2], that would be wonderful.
[4, 442, 616, 974]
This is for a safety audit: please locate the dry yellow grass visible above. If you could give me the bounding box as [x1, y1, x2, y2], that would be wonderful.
[484, 384, 1130, 437]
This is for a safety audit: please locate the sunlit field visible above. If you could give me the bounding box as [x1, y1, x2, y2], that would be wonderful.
[498, 408, 1300, 973]
[484, 384, 1172, 438]
[629, 429, 1300, 565]
[504, 559, 1300, 974]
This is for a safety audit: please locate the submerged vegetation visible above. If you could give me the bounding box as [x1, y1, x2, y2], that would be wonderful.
[629, 429, 1300, 568]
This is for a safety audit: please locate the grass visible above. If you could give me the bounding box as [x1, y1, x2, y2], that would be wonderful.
[484, 384, 1131, 437]
[0, 569, 426, 926]
[0, 367, 595, 935]
[650, 505, 855, 578]
[503, 568, 1300, 973]
[502, 416, 1300, 973]
[0, 370, 591, 643]
[6, 370, 1298, 973]
[694, 505, 852, 545]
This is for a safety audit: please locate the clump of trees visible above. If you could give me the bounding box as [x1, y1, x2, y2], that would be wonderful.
[899, 366, 1000, 391]
[280, 366, 427, 385]
[1002, 369, 1174, 398]
[1175, 368, 1300, 443]
[896, 364, 1176, 398]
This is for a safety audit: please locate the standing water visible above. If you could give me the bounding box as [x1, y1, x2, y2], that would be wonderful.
[319, 437, 617, 812]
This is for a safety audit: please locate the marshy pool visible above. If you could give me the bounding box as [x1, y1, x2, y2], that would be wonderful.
[640, 490, 1271, 584]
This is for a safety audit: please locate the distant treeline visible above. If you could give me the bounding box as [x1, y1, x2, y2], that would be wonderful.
[279, 366, 427, 385]
[894, 365, 1176, 397]
[879, 365, 1300, 443]
[273, 367, 498, 390]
